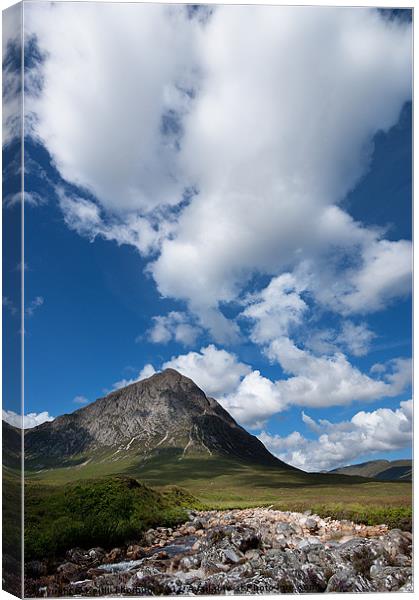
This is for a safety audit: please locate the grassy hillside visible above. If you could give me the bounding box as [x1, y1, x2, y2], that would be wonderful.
[3, 468, 22, 563]
[23, 449, 412, 543]
[25, 476, 199, 562]
[331, 459, 412, 481]
[26, 446, 363, 489]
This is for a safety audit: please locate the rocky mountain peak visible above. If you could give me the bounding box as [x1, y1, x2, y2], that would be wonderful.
[139, 368, 207, 399]
[24, 369, 294, 471]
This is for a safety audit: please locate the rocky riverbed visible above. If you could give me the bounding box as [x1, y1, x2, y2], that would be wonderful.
[26, 508, 413, 596]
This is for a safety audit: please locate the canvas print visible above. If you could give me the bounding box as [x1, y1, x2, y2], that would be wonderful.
[2, 1, 413, 597]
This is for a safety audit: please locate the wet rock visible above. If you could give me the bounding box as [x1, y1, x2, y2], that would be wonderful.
[231, 528, 261, 553]
[244, 548, 260, 560]
[88, 547, 106, 562]
[65, 547, 101, 566]
[382, 529, 411, 560]
[371, 566, 412, 592]
[143, 529, 156, 546]
[326, 569, 373, 593]
[56, 562, 85, 582]
[276, 522, 294, 535]
[29, 507, 413, 596]
[86, 567, 106, 577]
[297, 537, 322, 550]
[126, 544, 145, 560]
[300, 563, 329, 592]
[222, 547, 241, 564]
[304, 517, 319, 532]
[103, 547, 124, 564]
[399, 575, 413, 592]
[25, 561, 48, 578]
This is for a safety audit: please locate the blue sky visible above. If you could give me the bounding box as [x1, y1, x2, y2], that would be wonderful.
[2, 4, 412, 471]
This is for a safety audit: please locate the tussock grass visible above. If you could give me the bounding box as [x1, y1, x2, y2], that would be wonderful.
[25, 477, 196, 562]
[22, 451, 412, 562]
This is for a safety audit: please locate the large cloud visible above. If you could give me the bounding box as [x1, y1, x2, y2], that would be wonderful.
[266, 337, 411, 410]
[133, 344, 411, 428]
[112, 345, 250, 398]
[16, 5, 414, 443]
[222, 352, 410, 428]
[163, 344, 251, 397]
[259, 399, 412, 472]
[307, 237, 412, 315]
[2, 409, 54, 429]
[2, 3, 22, 146]
[305, 321, 376, 357]
[146, 311, 202, 346]
[25, 3, 200, 214]
[23, 5, 412, 340]
[242, 273, 308, 345]
[150, 7, 412, 329]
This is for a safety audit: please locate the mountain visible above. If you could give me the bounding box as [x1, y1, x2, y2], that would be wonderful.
[2, 420, 21, 470]
[330, 459, 412, 481]
[24, 369, 295, 472]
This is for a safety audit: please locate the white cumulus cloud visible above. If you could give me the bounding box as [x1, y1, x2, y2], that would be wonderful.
[136, 343, 411, 429]
[22, 5, 412, 340]
[2, 409, 55, 429]
[259, 399, 412, 472]
[147, 311, 202, 346]
[163, 344, 251, 397]
[242, 273, 308, 344]
[112, 364, 157, 391]
[25, 3, 200, 214]
[267, 337, 411, 410]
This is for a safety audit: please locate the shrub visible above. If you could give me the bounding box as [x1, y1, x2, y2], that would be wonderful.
[25, 476, 191, 561]
[311, 503, 412, 532]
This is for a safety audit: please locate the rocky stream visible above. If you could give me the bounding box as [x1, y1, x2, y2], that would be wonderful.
[26, 508, 413, 596]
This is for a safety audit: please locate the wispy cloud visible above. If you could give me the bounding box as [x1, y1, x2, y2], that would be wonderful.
[112, 364, 156, 391]
[3, 191, 46, 209]
[3, 296, 17, 316]
[25, 296, 44, 317]
[73, 395, 89, 405]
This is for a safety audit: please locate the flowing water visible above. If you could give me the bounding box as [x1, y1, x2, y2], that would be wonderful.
[97, 535, 197, 573]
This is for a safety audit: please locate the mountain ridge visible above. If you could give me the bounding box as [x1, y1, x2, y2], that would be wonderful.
[329, 459, 412, 481]
[23, 368, 296, 471]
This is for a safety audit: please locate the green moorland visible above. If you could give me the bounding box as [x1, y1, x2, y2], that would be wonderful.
[18, 447, 412, 562]
[24, 476, 199, 562]
[3, 469, 22, 564]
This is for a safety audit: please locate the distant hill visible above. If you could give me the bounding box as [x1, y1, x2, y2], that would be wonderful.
[330, 459, 412, 481]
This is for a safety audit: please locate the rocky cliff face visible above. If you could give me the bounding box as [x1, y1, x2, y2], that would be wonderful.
[24, 369, 290, 469]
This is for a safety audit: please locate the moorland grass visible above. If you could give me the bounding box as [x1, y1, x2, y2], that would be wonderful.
[24, 477, 198, 562]
[21, 449, 412, 563]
